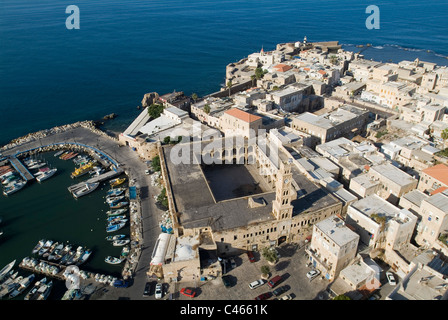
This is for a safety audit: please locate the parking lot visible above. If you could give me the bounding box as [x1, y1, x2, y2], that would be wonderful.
[168, 243, 331, 301]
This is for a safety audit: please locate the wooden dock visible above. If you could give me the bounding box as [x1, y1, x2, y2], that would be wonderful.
[8, 156, 34, 181]
[19, 260, 68, 281]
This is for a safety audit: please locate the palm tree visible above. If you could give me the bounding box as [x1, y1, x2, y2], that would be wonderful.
[226, 80, 233, 97]
[441, 128, 448, 150]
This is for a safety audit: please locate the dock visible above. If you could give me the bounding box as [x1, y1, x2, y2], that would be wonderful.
[19, 259, 68, 281]
[68, 168, 124, 194]
[8, 156, 34, 181]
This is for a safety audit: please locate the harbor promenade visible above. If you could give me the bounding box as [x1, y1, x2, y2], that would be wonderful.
[2, 124, 165, 299]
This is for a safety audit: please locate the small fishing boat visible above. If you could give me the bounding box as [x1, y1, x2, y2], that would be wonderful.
[106, 222, 125, 233]
[32, 240, 45, 254]
[106, 208, 128, 216]
[72, 182, 99, 198]
[0, 260, 16, 283]
[24, 277, 46, 300]
[0, 275, 23, 299]
[105, 234, 125, 241]
[109, 201, 128, 209]
[107, 188, 125, 197]
[60, 249, 75, 265]
[54, 150, 65, 157]
[112, 239, 130, 247]
[76, 249, 92, 266]
[48, 243, 64, 261]
[35, 280, 53, 300]
[107, 215, 126, 222]
[38, 240, 53, 256]
[109, 177, 126, 187]
[54, 244, 72, 261]
[104, 256, 123, 265]
[106, 195, 125, 204]
[36, 168, 57, 183]
[108, 218, 128, 226]
[43, 241, 59, 259]
[3, 180, 26, 196]
[67, 246, 84, 265]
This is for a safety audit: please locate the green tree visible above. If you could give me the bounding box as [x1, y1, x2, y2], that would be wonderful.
[261, 247, 278, 264]
[255, 67, 265, 80]
[191, 93, 198, 103]
[151, 155, 161, 172]
[147, 103, 164, 119]
[163, 136, 171, 145]
[226, 80, 233, 97]
[261, 265, 270, 276]
[441, 128, 448, 149]
[157, 187, 169, 209]
[203, 104, 211, 114]
[333, 294, 351, 300]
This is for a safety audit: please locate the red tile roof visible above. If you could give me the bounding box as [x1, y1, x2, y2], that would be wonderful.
[273, 64, 292, 72]
[224, 108, 262, 123]
[423, 164, 448, 186]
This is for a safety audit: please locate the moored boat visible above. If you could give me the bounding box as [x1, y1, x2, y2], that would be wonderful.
[34, 280, 53, 300]
[76, 249, 92, 266]
[106, 222, 126, 233]
[112, 239, 130, 247]
[109, 177, 126, 187]
[48, 243, 64, 261]
[24, 277, 46, 300]
[105, 234, 125, 241]
[107, 188, 125, 197]
[72, 182, 99, 198]
[109, 201, 128, 209]
[38, 240, 53, 256]
[104, 256, 123, 265]
[9, 274, 35, 299]
[106, 208, 128, 216]
[0, 260, 16, 282]
[36, 168, 57, 183]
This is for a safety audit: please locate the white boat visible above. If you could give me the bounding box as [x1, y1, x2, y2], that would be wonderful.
[72, 182, 99, 198]
[107, 188, 125, 197]
[106, 222, 125, 233]
[43, 242, 59, 259]
[27, 161, 46, 170]
[106, 195, 125, 204]
[55, 244, 72, 262]
[67, 246, 84, 265]
[32, 240, 45, 254]
[36, 168, 57, 182]
[38, 240, 53, 256]
[112, 239, 130, 247]
[54, 150, 65, 157]
[106, 208, 128, 216]
[48, 243, 64, 261]
[34, 280, 53, 300]
[9, 274, 35, 298]
[24, 277, 46, 300]
[76, 249, 92, 266]
[109, 201, 128, 209]
[104, 256, 123, 265]
[0, 260, 16, 282]
[3, 180, 26, 196]
[105, 234, 125, 241]
[107, 215, 126, 222]
[0, 275, 23, 299]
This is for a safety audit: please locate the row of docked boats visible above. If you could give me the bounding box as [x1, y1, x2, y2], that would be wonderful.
[0, 260, 52, 300]
[1, 165, 27, 196]
[31, 239, 92, 266]
[23, 156, 58, 183]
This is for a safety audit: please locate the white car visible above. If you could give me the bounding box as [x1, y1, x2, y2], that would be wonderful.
[249, 279, 265, 290]
[155, 283, 163, 299]
[306, 269, 320, 280]
[386, 272, 396, 286]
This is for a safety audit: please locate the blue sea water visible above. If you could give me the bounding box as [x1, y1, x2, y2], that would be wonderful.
[0, 0, 447, 145]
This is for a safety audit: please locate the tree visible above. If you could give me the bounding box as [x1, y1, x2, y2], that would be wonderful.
[151, 155, 161, 172]
[333, 294, 351, 300]
[226, 80, 233, 97]
[261, 247, 278, 264]
[441, 128, 448, 149]
[147, 103, 164, 119]
[163, 136, 171, 145]
[255, 67, 265, 80]
[191, 93, 198, 103]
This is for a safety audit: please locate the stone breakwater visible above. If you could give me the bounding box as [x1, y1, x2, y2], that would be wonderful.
[0, 120, 118, 152]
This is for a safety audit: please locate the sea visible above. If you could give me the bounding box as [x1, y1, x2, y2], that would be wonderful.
[0, 0, 447, 299]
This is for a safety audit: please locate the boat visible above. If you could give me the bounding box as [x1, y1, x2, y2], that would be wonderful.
[107, 215, 127, 222]
[35, 280, 53, 300]
[54, 150, 65, 157]
[106, 208, 128, 216]
[0, 260, 16, 282]
[72, 182, 99, 199]
[104, 256, 123, 265]
[105, 234, 125, 241]
[106, 222, 126, 233]
[24, 277, 46, 300]
[9, 274, 35, 299]
[112, 239, 130, 247]
[36, 168, 57, 182]
[48, 243, 64, 261]
[60, 249, 75, 265]
[108, 218, 128, 226]
[65, 152, 78, 160]
[43, 241, 59, 258]
[107, 188, 125, 197]
[70, 161, 96, 178]
[38, 240, 53, 256]
[27, 161, 46, 170]
[0, 275, 23, 299]
[3, 180, 26, 196]
[67, 246, 84, 265]
[32, 240, 45, 254]
[106, 195, 125, 204]
[120, 246, 130, 257]
[76, 249, 92, 266]
[54, 244, 72, 261]
[109, 201, 128, 209]
[110, 177, 126, 187]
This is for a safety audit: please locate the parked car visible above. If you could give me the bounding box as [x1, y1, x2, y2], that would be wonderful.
[180, 287, 196, 298]
[155, 283, 163, 299]
[143, 282, 153, 296]
[281, 294, 293, 300]
[386, 272, 397, 286]
[272, 285, 289, 297]
[267, 275, 283, 288]
[247, 251, 255, 263]
[113, 279, 130, 288]
[306, 269, 320, 280]
[255, 292, 272, 300]
[222, 275, 232, 288]
[248, 279, 265, 290]
[145, 169, 150, 175]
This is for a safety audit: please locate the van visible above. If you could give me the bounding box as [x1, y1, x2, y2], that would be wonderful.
[249, 279, 265, 290]
[267, 275, 283, 288]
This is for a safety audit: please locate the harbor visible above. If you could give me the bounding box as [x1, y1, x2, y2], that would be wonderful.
[0, 123, 159, 299]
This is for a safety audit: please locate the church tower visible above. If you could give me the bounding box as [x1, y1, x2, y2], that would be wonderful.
[272, 159, 297, 220]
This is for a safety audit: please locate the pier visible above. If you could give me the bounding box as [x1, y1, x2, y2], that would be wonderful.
[67, 168, 124, 194]
[19, 259, 68, 281]
[8, 156, 34, 181]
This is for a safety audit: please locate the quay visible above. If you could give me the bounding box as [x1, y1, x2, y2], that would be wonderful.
[7, 155, 34, 181]
[19, 260, 68, 281]
[67, 167, 124, 194]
